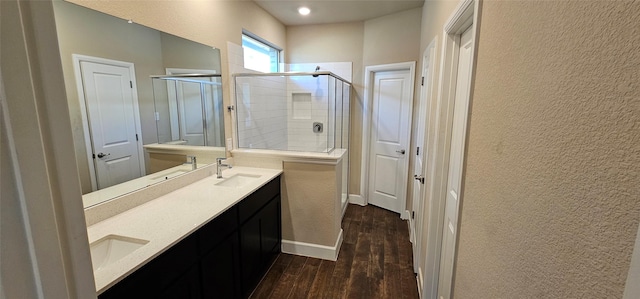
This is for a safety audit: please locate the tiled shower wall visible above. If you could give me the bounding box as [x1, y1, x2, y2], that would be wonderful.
[235, 76, 288, 150]
[229, 42, 351, 152]
[286, 62, 352, 152]
[286, 75, 330, 152]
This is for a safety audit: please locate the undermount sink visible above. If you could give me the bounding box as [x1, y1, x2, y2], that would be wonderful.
[215, 173, 261, 188]
[90, 235, 149, 271]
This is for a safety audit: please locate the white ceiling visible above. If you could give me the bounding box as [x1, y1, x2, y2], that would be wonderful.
[253, 0, 425, 26]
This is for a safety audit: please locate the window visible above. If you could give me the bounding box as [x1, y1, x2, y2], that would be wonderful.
[242, 32, 280, 73]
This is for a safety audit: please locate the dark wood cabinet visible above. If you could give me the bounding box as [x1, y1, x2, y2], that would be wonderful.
[201, 231, 241, 299]
[240, 195, 281, 297]
[98, 176, 281, 299]
[159, 266, 202, 299]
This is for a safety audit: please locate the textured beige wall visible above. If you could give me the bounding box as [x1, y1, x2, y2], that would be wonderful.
[454, 1, 640, 297]
[287, 22, 364, 194]
[281, 161, 341, 246]
[363, 7, 422, 66]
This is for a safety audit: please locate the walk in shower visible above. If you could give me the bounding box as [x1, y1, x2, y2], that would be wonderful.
[152, 74, 224, 147]
[234, 72, 350, 153]
[234, 71, 351, 202]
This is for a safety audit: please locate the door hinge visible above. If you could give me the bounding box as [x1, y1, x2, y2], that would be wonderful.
[135, 134, 139, 141]
[412, 211, 415, 219]
[130, 81, 133, 88]
[417, 146, 420, 156]
[421, 76, 424, 86]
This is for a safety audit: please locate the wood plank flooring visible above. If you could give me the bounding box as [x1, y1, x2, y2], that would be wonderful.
[250, 204, 419, 299]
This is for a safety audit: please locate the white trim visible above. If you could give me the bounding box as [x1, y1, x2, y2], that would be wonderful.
[401, 210, 410, 220]
[281, 229, 343, 261]
[429, 0, 480, 298]
[348, 194, 366, 206]
[416, 36, 439, 296]
[1, 74, 46, 298]
[72, 54, 146, 191]
[623, 222, 640, 299]
[166, 68, 217, 75]
[417, 268, 425, 299]
[341, 197, 349, 218]
[360, 61, 416, 213]
[409, 213, 416, 244]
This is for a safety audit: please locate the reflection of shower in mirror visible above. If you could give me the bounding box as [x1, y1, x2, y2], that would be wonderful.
[151, 74, 225, 147]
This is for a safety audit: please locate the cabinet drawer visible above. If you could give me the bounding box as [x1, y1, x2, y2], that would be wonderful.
[198, 206, 238, 254]
[239, 176, 280, 224]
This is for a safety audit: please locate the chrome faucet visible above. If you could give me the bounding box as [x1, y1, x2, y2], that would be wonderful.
[186, 155, 197, 170]
[216, 157, 232, 178]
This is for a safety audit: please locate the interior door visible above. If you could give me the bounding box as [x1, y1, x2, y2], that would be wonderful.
[80, 61, 142, 189]
[368, 69, 412, 214]
[413, 43, 436, 278]
[438, 26, 474, 299]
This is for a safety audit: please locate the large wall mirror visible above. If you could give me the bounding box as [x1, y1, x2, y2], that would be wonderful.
[53, 1, 225, 208]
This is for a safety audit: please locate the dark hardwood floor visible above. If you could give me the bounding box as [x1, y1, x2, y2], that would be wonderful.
[250, 204, 419, 299]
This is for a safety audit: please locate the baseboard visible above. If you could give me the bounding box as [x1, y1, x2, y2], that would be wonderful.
[342, 198, 349, 219]
[408, 215, 416, 244]
[401, 209, 410, 220]
[417, 268, 424, 298]
[348, 194, 365, 206]
[282, 229, 343, 261]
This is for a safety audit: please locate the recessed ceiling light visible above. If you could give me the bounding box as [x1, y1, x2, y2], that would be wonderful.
[298, 7, 311, 16]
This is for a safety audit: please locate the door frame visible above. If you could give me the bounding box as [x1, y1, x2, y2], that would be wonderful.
[422, 0, 480, 298]
[360, 61, 416, 219]
[413, 37, 438, 296]
[72, 54, 146, 191]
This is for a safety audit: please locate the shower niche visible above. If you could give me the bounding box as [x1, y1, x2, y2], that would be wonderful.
[234, 72, 350, 154]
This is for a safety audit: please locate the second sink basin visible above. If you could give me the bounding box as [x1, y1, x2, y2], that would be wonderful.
[90, 235, 149, 271]
[215, 173, 261, 188]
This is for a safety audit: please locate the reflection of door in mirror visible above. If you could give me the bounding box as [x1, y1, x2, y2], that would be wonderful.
[166, 68, 223, 146]
[74, 55, 146, 190]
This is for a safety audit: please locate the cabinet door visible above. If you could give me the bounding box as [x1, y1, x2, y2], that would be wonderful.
[260, 196, 281, 265]
[159, 266, 201, 299]
[201, 232, 242, 299]
[240, 196, 281, 297]
[240, 211, 262, 297]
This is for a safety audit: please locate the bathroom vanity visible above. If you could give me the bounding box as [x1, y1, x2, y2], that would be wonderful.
[87, 166, 282, 298]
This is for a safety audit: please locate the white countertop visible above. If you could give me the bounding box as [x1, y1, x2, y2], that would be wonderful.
[82, 163, 209, 208]
[87, 166, 282, 294]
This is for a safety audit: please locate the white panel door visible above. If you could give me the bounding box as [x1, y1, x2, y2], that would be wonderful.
[80, 61, 142, 189]
[439, 26, 474, 299]
[414, 42, 437, 281]
[368, 70, 412, 214]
